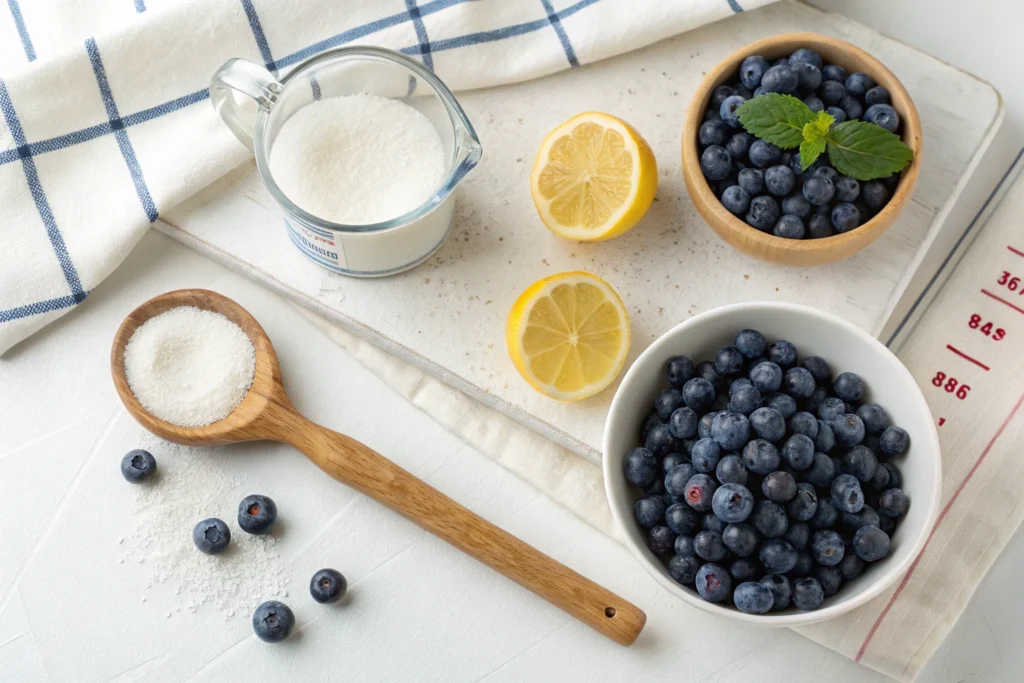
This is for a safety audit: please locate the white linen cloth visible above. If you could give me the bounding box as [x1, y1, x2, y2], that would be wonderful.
[0, 0, 768, 354]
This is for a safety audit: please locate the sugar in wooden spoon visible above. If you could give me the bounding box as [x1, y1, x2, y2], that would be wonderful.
[110, 289, 646, 645]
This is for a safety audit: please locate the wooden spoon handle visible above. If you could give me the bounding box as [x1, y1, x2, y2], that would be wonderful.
[278, 409, 645, 645]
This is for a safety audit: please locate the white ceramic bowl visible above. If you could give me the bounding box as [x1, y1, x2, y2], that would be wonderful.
[603, 302, 941, 626]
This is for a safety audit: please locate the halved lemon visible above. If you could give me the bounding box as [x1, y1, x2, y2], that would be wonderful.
[530, 112, 657, 241]
[506, 271, 631, 401]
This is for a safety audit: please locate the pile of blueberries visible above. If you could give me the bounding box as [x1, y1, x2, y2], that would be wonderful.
[623, 330, 911, 613]
[121, 449, 348, 642]
[698, 47, 903, 239]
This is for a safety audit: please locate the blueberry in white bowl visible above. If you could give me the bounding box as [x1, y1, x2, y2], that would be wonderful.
[603, 302, 939, 625]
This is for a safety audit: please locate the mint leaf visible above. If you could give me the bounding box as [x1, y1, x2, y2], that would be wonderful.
[802, 111, 835, 143]
[825, 121, 914, 180]
[800, 139, 826, 170]
[736, 93, 816, 149]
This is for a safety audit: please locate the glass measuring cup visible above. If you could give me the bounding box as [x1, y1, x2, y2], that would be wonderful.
[210, 47, 482, 277]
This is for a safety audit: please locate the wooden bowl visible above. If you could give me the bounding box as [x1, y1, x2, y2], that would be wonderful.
[681, 33, 922, 266]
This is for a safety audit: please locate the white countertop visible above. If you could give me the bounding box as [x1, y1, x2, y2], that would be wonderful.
[2, 230, 1021, 682]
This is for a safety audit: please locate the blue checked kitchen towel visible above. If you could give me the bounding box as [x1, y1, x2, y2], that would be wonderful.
[0, 0, 773, 354]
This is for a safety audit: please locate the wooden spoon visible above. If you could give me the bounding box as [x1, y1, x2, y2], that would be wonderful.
[110, 289, 646, 645]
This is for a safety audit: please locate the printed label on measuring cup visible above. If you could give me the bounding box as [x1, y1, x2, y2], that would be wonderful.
[285, 221, 346, 270]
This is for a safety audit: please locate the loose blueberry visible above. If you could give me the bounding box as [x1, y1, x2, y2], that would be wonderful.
[879, 488, 910, 518]
[761, 64, 798, 94]
[730, 558, 762, 583]
[252, 600, 295, 643]
[624, 447, 658, 487]
[714, 345, 746, 376]
[698, 411, 719, 440]
[665, 502, 701, 535]
[793, 61, 823, 91]
[710, 85, 735, 108]
[238, 494, 278, 535]
[668, 407, 699, 440]
[774, 215, 805, 239]
[802, 175, 835, 206]
[813, 166, 839, 182]
[782, 367, 816, 400]
[743, 438, 781, 475]
[751, 500, 788, 538]
[832, 474, 865, 513]
[760, 574, 792, 611]
[310, 568, 347, 604]
[806, 451, 837, 487]
[760, 539, 798, 574]
[806, 386, 828, 414]
[749, 407, 786, 443]
[682, 377, 717, 413]
[695, 563, 732, 603]
[792, 577, 825, 610]
[711, 412, 750, 451]
[845, 72, 875, 97]
[815, 565, 843, 597]
[193, 518, 231, 555]
[749, 139, 782, 168]
[762, 392, 797, 419]
[675, 534, 697, 557]
[634, 496, 667, 529]
[839, 552, 865, 580]
[700, 145, 732, 181]
[853, 525, 891, 562]
[711, 482, 755, 523]
[879, 426, 910, 457]
[720, 95, 747, 128]
[120, 449, 157, 483]
[666, 355, 696, 388]
[818, 397, 846, 422]
[831, 413, 866, 447]
[807, 213, 833, 238]
[734, 581, 774, 614]
[791, 551, 815, 577]
[811, 529, 845, 566]
[799, 355, 830, 384]
[788, 483, 818, 522]
[703, 512, 727, 534]
[745, 195, 781, 231]
[831, 202, 861, 233]
[698, 119, 730, 147]
[821, 64, 847, 82]
[668, 554, 701, 585]
[840, 505, 881, 532]
[725, 131, 754, 160]
[740, 55, 771, 89]
[648, 525, 677, 554]
[737, 168, 765, 196]
[864, 103, 900, 132]
[749, 361, 783, 393]
[691, 438, 723, 474]
[861, 180, 890, 211]
[762, 471, 797, 502]
[641, 412, 661, 440]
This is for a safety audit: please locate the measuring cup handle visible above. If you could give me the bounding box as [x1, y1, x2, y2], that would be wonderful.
[209, 58, 283, 150]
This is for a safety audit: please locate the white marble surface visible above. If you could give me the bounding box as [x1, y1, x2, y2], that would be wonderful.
[2, 229, 1021, 682]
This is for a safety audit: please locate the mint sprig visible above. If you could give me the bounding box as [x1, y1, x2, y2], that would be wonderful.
[734, 93, 913, 181]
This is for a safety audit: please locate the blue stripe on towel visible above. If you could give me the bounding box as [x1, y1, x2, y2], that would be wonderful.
[728, 0, 744, 12]
[240, 0, 275, 69]
[0, 80, 86, 300]
[0, 294, 87, 323]
[134, 0, 146, 12]
[7, 0, 36, 61]
[540, 0, 580, 67]
[85, 38, 159, 222]
[404, 0, 434, 71]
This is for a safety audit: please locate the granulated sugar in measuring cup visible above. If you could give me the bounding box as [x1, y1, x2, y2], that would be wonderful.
[211, 47, 482, 277]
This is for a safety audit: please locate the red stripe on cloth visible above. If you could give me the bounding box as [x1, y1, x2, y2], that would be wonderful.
[855, 390, 1024, 662]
